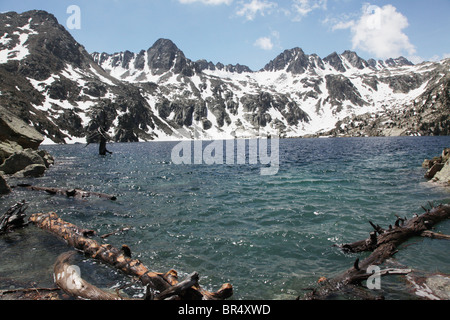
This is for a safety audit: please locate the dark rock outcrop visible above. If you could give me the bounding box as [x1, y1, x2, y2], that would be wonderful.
[323, 52, 346, 72]
[147, 39, 195, 77]
[0, 174, 10, 194]
[0, 105, 43, 151]
[2, 10, 449, 143]
[263, 47, 316, 74]
[0, 102, 54, 181]
[325, 74, 366, 108]
[341, 50, 368, 69]
[423, 148, 450, 184]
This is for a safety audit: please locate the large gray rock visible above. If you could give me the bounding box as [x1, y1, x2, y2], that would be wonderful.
[433, 160, 450, 184]
[0, 140, 23, 164]
[0, 148, 45, 174]
[13, 164, 46, 178]
[0, 105, 43, 150]
[423, 148, 450, 185]
[37, 149, 55, 168]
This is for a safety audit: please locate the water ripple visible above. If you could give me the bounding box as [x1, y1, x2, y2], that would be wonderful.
[1, 137, 449, 299]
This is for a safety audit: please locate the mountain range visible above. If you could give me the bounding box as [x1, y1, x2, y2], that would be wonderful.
[1, 10, 449, 145]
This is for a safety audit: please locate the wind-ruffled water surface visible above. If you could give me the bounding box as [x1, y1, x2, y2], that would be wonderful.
[1, 136, 449, 300]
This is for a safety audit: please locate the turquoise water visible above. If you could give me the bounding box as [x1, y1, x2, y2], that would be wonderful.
[1, 136, 449, 300]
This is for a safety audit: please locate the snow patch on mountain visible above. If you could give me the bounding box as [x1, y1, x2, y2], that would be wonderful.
[0, 17, 37, 63]
[1, 11, 449, 144]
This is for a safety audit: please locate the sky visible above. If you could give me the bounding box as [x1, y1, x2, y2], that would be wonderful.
[1, 0, 450, 71]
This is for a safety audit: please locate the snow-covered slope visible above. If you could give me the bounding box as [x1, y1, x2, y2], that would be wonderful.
[1, 10, 449, 144]
[94, 40, 450, 139]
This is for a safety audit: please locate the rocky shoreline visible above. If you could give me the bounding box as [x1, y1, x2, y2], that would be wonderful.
[423, 148, 450, 185]
[0, 105, 54, 194]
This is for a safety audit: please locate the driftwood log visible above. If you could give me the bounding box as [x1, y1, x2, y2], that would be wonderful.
[302, 204, 450, 300]
[0, 286, 61, 300]
[0, 200, 29, 234]
[17, 185, 117, 201]
[29, 212, 232, 300]
[54, 251, 123, 300]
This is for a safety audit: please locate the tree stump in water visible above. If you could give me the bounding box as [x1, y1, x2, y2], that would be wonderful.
[99, 135, 112, 156]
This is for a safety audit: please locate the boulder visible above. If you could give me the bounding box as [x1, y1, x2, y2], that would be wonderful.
[442, 148, 450, 161]
[0, 140, 23, 163]
[425, 162, 445, 179]
[13, 164, 47, 178]
[422, 156, 442, 169]
[423, 148, 450, 185]
[0, 148, 46, 175]
[0, 104, 51, 178]
[0, 105, 43, 150]
[37, 149, 55, 168]
[433, 160, 450, 184]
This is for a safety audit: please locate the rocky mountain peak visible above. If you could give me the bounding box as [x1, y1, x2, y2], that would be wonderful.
[263, 47, 314, 74]
[385, 56, 414, 67]
[341, 50, 368, 70]
[1, 10, 447, 146]
[323, 52, 346, 72]
[0, 10, 60, 29]
[0, 10, 92, 81]
[195, 59, 253, 74]
[149, 38, 180, 54]
[146, 38, 194, 76]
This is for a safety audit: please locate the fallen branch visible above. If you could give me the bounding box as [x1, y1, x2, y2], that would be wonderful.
[16, 184, 117, 201]
[154, 272, 199, 300]
[100, 226, 131, 239]
[29, 212, 232, 300]
[302, 204, 450, 300]
[54, 251, 123, 300]
[0, 287, 60, 295]
[421, 230, 450, 240]
[0, 200, 29, 234]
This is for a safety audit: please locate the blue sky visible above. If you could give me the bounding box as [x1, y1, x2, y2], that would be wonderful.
[1, 0, 450, 70]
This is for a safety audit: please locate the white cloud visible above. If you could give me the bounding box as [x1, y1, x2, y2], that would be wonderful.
[236, 0, 277, 21]
[254, 36, 274, 50]
[254, 31, 280, 51]
[334, 4, 416, 59]
[332, 20, 354, 31]
[178, 0, 233, 5]
[291, 0, 327, 21]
